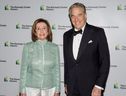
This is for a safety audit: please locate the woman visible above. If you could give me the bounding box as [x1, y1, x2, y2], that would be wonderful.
[19, 18, 60, 96]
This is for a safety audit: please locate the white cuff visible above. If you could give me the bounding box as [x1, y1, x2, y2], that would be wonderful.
[95, 85, 104, 90]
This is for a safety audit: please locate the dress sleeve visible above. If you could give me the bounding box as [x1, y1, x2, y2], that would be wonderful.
[19, 44, 29, 93]
[54, 45, 61, 93]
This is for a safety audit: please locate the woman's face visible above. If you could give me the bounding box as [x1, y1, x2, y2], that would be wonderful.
[35, 22, 48, 40]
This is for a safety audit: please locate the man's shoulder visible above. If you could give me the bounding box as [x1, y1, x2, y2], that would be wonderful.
[64, 28, 73, 36]
[87, 24, 105, 37]
[87, 23, 104, 31]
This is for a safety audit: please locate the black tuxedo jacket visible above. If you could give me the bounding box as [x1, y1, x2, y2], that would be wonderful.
[63, 23, 110, 95]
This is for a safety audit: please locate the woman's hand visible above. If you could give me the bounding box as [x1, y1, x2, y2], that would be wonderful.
[54, 92, 60, 96]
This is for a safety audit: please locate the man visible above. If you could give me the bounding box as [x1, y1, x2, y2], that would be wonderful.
[63, 2, 110, 96]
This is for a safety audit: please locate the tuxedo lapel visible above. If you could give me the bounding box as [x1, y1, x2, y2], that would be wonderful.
[68, 29, 76, 61]
[77, 24, 92, 60]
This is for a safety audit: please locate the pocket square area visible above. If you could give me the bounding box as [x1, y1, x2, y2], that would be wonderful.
[88, 40, 93, 43]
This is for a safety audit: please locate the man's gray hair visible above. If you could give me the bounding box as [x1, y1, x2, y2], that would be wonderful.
[69, 2, 86, 17]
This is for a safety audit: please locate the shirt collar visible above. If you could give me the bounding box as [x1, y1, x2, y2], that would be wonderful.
[74, 23, 86, 34]
[37, 39, 47, 45]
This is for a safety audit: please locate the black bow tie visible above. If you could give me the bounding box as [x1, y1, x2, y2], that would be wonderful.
[73, 29, 82, 36]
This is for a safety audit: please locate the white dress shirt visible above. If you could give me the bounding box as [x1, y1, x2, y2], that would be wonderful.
[73, 26, 85, 60]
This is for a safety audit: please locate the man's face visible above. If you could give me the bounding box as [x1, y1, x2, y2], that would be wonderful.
[70, 7, 87, 30]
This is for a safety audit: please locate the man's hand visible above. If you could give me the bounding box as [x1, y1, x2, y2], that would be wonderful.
[91, 86, 102, 96]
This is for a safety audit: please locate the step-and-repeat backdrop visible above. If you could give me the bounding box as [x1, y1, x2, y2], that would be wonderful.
[0, 0, 126, 96]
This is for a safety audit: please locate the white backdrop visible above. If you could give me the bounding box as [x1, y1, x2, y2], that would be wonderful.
[0, 0, 126, 96]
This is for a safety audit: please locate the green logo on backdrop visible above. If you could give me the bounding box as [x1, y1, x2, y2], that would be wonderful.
[5, 5, 11, 10]
[117, 4, 123, 10]
[16, 23, 20, 29]
[114, 83, 119, 89]
[4, 76, 10, 82]
[16, 59, 20, 65]
[40, 5, 45, 11]
[115, 44, 120, 50]
[52, 24, 56, 30]
[4, 41, 10, 47]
